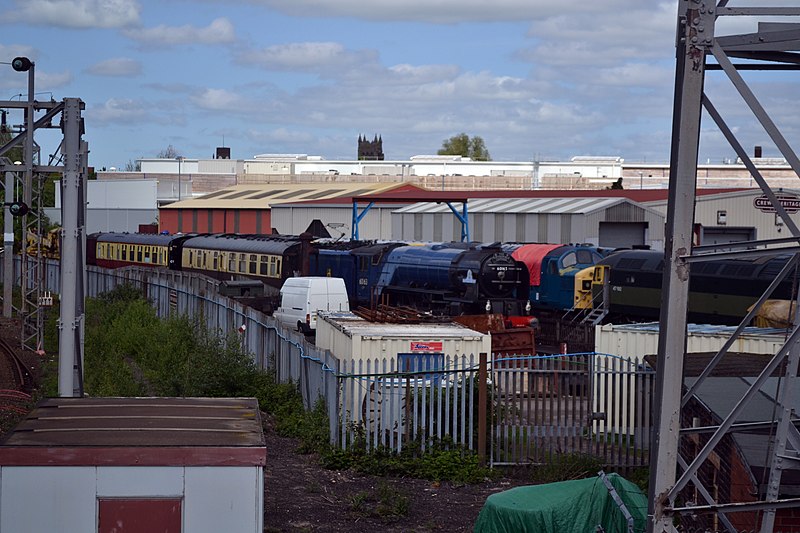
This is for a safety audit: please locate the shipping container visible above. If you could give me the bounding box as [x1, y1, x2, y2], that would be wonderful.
[592, 322, 788, 439]
[316, 311, 491, 365]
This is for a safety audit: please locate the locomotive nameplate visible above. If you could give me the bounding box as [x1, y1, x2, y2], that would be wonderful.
[753, 193, 800, 213]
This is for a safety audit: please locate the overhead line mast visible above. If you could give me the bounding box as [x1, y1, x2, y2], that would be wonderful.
[650, 2, 800, 532]
[0, 56, 87, 397]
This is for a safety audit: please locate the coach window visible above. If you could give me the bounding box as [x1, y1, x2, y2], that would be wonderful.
[249, 254, 257, 274]
[228, 253, 236, 272]
[260, 255, 268, 276]
[213, 251, 219, 270]
[120, 245, 126, 261]
[269, 256, 279, 277]
[239, 253, 246, 272]
[137, 247, 143, 263]
[144, 247, 151, 263]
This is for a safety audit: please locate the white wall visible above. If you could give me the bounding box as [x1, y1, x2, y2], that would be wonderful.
[0, 465, 263, 533]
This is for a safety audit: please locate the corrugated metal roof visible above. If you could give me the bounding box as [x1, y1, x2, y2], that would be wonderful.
[395, 196, 638, 215]
[0, 397, 266, 466]
[162, 182, 415, 210]
[607, 322, 789, 337]
[320, 311, 487, 339]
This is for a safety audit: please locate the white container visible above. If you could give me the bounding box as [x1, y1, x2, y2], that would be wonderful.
[595, 322, 789, 359]
[592, 322, 789, 438]
[316, 312, 491, 365]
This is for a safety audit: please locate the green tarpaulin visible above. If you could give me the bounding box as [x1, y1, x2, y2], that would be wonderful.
[474, 473, 648, 533]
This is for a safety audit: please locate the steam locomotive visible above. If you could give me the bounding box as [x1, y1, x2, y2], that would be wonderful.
[86, 232, 531, 317]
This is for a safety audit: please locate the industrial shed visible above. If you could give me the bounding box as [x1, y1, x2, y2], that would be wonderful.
[392, 196, 666, 249]
[644, 187, 800, 245]
[158, 182, 419, 235]
[0, 397, 266, 533]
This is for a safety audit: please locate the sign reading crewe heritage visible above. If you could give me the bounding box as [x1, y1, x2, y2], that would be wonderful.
[753, 194, 800, 213]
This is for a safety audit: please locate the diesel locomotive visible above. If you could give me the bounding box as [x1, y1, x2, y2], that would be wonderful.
[574, 248, 799, 325]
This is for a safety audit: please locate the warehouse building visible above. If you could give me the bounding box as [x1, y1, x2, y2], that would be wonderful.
[644, 187, 800, 245]
[158, 182, 421, 235]
[392, 196, 666, 249]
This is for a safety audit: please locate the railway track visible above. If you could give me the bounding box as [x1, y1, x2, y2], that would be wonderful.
[0, 336, 34, 393]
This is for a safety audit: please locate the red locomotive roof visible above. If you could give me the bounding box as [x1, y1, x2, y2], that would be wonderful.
[511, 244, 564, 286]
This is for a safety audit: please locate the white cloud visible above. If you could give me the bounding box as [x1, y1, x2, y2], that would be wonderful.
[521, 2, 677, 67]
[34, 71, 74, 91]
[123, 17, 235, 47]
[236, 42, 376, 73]
[190, 88, 251, 111]
[387, 64, 461, 85]
[85, 57, 142, 77]
[243, 0, 630, 23]
[87, 98, 150, 124]
[0, 0, 140, 29]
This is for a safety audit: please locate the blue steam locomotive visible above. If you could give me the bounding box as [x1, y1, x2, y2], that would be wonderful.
[88, 232, 531, 317]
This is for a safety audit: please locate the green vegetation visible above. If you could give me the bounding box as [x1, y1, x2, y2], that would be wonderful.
[530, 452, 606, 484]
[322, 434, 492, 484]
[36, 284, 490, 484]
[349, 480, 410, 519]
[437, 133, 491, 161]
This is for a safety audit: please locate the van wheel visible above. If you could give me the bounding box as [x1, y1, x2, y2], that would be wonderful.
[297, 322, 303, 332]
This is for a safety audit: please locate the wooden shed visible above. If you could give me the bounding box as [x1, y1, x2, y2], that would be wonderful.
[0, 397, 265, 533]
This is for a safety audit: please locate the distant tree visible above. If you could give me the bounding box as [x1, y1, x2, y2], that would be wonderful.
[156, 145, 181, 159]
[437, 133, 491, 161]
[124, 159, 141, 172]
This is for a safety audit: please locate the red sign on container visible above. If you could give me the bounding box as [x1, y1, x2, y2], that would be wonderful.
[410, 341, 443, 352]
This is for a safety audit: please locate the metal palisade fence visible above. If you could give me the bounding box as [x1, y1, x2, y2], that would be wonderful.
[9, 259, 655, 469]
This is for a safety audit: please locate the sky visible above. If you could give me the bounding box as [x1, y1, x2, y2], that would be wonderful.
[1, 0, 798, 170]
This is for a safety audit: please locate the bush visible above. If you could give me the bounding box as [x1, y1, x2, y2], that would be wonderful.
[46, 287, 492, 485]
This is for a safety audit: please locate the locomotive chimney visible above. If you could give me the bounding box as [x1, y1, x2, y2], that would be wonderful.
[754, 145, 762, 158]
[299, 232, 313, 276]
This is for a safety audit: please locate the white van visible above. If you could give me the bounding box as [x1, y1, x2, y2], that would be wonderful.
[273, 277, 350, 334]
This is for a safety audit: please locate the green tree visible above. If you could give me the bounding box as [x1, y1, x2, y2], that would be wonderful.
[437, 133, 491, 161]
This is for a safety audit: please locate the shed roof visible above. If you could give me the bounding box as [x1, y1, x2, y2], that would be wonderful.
[319, 311, 487, 339]
[162, 182, 422, 210]
[393, 196, 660, 216]
[0, 397, 265, 467]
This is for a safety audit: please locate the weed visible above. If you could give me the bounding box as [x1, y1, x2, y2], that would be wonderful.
[531, 452, 605, 483]
[348, 482, 410, 519]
